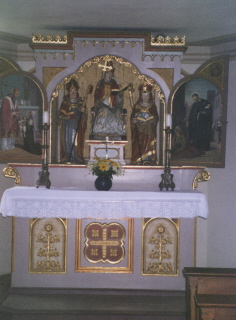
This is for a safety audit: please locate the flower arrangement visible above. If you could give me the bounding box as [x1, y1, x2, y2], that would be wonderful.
[87, 158, 124, 178]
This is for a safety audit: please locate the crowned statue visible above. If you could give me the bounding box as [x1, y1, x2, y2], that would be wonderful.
[129, 81, 159, 165]
[90, 60, 127, 140]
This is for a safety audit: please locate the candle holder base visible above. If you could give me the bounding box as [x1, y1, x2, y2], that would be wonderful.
[159, 167, 175, 191]
[36, 166, 51, 189]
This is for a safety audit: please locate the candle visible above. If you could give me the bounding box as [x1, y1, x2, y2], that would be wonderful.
[43, 111, 49, 124]
[166, 114, 172, 127]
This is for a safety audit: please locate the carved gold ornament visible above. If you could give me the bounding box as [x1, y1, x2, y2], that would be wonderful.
[151, 35, 186, 46]
[3, 166, 21, 185]
[192, 169, 211, 190]
[84, 222, 125, 264]
[76, 219, 133, 273]
[32, 34, 67, 44]
[143, 218, 179, 276]
[52, 55, 165, 104]
[29, 218, 67, 274]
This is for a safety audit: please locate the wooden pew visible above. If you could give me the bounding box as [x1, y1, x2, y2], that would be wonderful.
[195, 294, 236, 320]
[183, 267, 236, 320]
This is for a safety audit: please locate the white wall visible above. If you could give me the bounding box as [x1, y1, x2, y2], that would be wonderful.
[0, 164, 15, 275]
[206, 59, 236, 267]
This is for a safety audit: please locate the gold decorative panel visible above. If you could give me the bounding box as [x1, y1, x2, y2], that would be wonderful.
[142, 218, 179, 276]
[76, 218, 133, 273]
[29, 218, 67, 274]
[84, 222, 125, 264]
[43, 67, 66, 88]
[149, 68, 174, 90]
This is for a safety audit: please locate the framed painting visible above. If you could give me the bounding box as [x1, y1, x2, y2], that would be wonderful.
[169, 56, 228, 168]
[0, 70, 47, 164]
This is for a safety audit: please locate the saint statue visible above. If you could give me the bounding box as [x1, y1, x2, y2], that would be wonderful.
[59, 78, 92, 163]
[129, 82, 159, 165]
[90, 60, 127, 140]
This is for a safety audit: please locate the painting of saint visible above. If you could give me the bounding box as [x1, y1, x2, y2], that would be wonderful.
[0, 73, 45, 163]
[171, 77, 225, 167]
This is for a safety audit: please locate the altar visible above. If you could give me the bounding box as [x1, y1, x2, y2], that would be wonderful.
[0, 187, 208, 219]
[0, 167, 209, 291]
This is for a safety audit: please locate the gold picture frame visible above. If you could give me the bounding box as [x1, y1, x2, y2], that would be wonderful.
[169, 55, 228, 168]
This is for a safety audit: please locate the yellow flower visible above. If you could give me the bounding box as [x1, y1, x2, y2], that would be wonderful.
[110, 161, 119, 167]
[98, 161, 109, 171]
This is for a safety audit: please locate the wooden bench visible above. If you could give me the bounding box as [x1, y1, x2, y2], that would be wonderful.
[195, 294, 236, 320]
[183, 267, 236, 320]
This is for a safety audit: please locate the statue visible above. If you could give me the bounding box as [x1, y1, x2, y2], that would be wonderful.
[59, 78, 92, 163]
[90, 60, 127, 140]
[129, 82, 159, 165]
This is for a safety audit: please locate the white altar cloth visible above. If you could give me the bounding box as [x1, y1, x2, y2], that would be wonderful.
[0, 186, 209, 219]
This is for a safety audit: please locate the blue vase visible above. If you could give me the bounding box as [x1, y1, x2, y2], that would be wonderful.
[95, 175, 112, 191]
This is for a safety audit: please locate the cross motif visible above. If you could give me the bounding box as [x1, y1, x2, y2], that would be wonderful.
[84, 222, 125, 264]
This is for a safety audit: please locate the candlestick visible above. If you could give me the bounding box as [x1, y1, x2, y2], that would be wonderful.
[105, 136, 109, 159]
[159, 126, 175, 191]
[36, 123, 51, 189]
[43, 111, 49, 124]
[166, 114, 172, 127]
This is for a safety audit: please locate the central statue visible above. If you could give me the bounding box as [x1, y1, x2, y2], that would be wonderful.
[90, 60, 127, 140]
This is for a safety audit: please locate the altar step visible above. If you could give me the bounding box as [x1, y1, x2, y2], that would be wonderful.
[0, 279, 186, 320]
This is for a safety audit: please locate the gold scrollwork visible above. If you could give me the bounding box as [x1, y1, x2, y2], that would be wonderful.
[2, 167, 21, 185]
[192, 169, 211, 190]
[51, 55, 165, 105]
[151, 35, 186, 46]
[32, 34, 67, 44]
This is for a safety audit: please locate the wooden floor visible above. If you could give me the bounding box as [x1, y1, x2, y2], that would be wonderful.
[0, 275, 186, 320]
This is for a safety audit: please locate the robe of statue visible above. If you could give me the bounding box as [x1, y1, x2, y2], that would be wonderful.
[91, 77, 125, 139]
[59, 96, 87, 163]
[131, 99, 159, 165]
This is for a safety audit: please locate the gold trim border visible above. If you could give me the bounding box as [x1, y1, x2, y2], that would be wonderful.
[32, 33, 185, 47]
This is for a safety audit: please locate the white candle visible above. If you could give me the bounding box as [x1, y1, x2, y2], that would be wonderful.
[43, 111, 49, 124]
[166, 114, 172, 127]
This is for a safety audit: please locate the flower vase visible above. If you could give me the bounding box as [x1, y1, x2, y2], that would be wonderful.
[95, 175, 112, 191]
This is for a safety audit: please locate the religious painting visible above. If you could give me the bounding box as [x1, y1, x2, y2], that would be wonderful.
[0, 70, 47, 164]
[169, 56, 228, 168]
[142, 218, 179, 276]
[76, 218, 133, 273]
[29, 218, 67, 274]
[50, 55, 165, 166]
